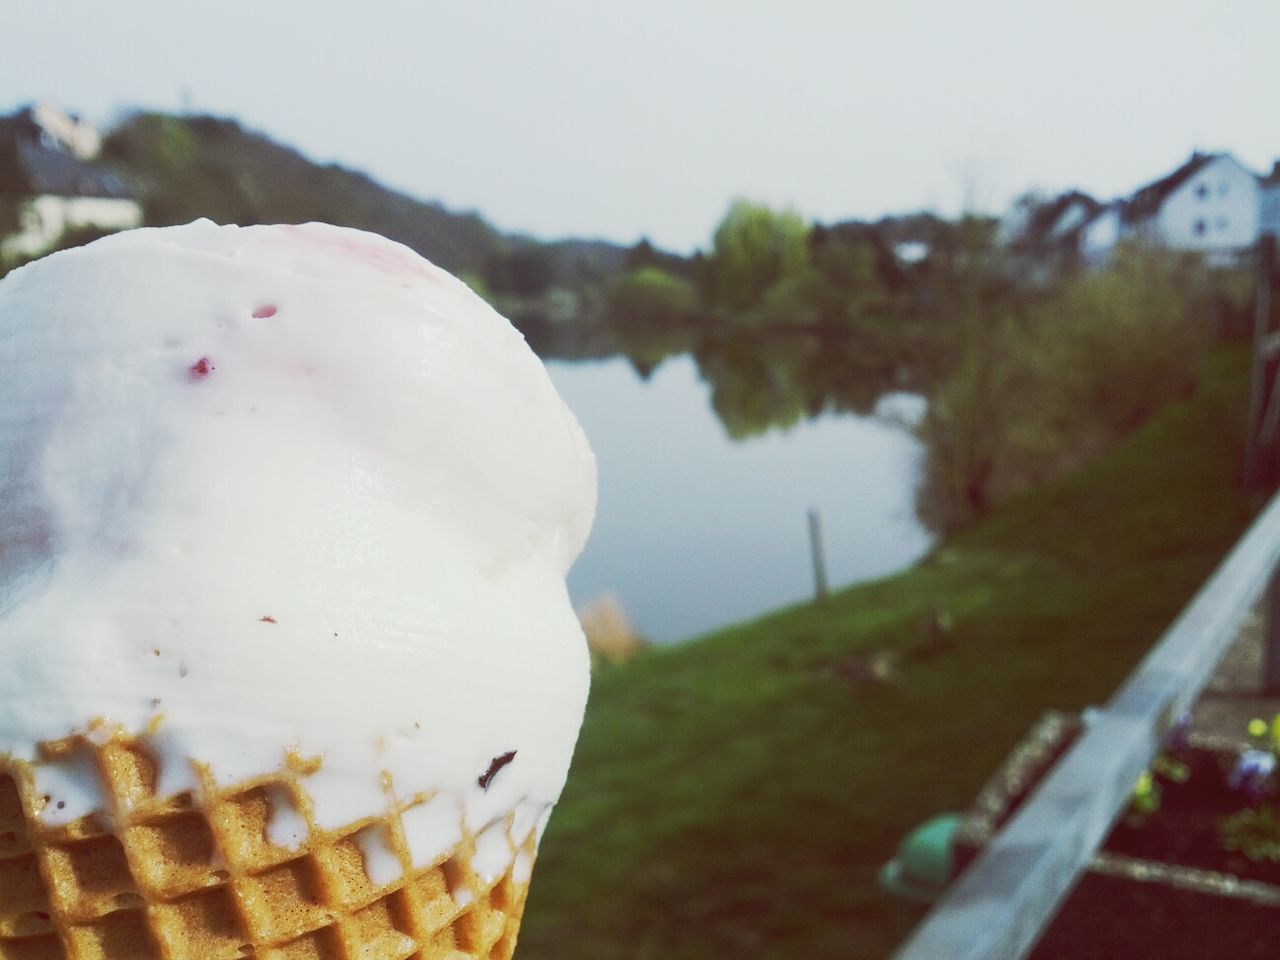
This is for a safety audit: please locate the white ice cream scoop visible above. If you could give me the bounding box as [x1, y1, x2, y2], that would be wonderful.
[0, 221, 596, 866]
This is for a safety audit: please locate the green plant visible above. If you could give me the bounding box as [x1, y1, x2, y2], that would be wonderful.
[701, 199, 811, 314]
[1125, 755, 1189, 825]
[1128, 770, 1162, 821]
[1222, 715, 1280, 800]
[1247, 714, 1280, 752]
[1220, 806, 1280, 863]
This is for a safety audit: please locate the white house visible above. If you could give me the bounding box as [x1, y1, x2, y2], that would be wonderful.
[1046, 195, 1097, 240]
[27, 101, 101, 160]
[998, 190, 1106, 284]
[1123, 153, 1259, 255]
[1080, 205, 1122, 262]
[1079, 152, 1273, 264]
[1000, 190, 1101, 252]
[0, 104, 142, 265]
[893, 240, 929, 264]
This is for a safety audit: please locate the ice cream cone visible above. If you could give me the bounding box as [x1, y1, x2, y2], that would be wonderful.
[0, 734, 538, 959]
[0, 222, 597, 960]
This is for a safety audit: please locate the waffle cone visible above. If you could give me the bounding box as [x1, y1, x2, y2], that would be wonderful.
[0, 734, 537, 960]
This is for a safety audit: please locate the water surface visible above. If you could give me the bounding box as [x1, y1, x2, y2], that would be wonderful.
[547, 355, 931, 643]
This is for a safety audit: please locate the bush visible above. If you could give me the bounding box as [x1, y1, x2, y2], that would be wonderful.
[577, 593, 647, 666]
[603, 267, 701, 368]
[605, 267, 697, 330]
[917, 246, 1212, 531]
[701, 199, 810, 314]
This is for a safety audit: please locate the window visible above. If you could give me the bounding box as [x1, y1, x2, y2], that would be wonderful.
[1193, 219, 1207, 237]
[1219, 182, 1229, 196]
[1196, 183, 1210, 200]
[1217, 216, 1228, 230]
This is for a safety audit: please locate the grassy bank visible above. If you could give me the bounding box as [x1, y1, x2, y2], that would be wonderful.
[517, 346, 1258, 960]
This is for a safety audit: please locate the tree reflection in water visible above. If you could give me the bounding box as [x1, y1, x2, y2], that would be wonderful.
[690, 322, 942, 440]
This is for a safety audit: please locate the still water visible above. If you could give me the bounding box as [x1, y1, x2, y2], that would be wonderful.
[547, 355, 933, 644]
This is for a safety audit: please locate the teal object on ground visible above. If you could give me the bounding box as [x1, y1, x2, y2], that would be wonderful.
[879, 813, 963, 903]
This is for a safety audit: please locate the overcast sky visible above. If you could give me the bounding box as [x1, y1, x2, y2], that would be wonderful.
[6, 0, 1278, 252]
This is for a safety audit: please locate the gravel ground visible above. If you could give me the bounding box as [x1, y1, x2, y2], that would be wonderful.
[1190, 607, 1280, 743]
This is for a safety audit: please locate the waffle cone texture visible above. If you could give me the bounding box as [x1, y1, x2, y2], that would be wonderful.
[0, 735, 537, 960]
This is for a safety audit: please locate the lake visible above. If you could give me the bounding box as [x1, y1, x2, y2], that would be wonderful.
[547, 355, 933, 643]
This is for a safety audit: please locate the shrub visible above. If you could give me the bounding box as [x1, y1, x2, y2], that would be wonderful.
[577, 593, 647, 667]
[916, 245, 1212, 531]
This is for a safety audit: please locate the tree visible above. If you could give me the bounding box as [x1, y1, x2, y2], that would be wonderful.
[605, 267, 697, 332]
[625, 237, 696, 280]
[485, 244, 555, 297]
[701, 199, 810, 314]
[605, 267, 701, 369]
[914, 244, 1210, 533]
[808, 229, 901, 324]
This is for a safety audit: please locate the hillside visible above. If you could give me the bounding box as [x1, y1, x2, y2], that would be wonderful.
[90, 111, 634, 353]
[102, 113, 505, 277]
[516, 346, 1258, 960]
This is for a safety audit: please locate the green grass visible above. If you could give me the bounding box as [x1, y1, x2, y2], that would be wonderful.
[516, 346, 1258, 960]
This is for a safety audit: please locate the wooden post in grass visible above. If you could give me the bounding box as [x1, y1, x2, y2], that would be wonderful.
[1245, 233, 1277, 489]
[808, 508, 829, 602]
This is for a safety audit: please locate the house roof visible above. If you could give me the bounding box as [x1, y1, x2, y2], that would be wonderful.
[1120, 152, 1218, 224]
[13, 140, 132, 199]
[1018, 190, 1102, 246]
[0, 112, 134, 200]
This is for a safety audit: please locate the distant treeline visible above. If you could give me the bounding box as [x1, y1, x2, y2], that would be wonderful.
[581, 201, 1258, 531]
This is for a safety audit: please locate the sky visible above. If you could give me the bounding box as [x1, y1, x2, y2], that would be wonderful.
[6, 0, 1279, 253]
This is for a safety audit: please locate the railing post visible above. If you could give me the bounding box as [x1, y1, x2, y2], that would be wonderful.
[1266, 566, 1280, 696]
[1246, 233, 1277, 489]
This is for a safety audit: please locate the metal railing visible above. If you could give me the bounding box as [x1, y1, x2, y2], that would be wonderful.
[892, 487, 1280, 960]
